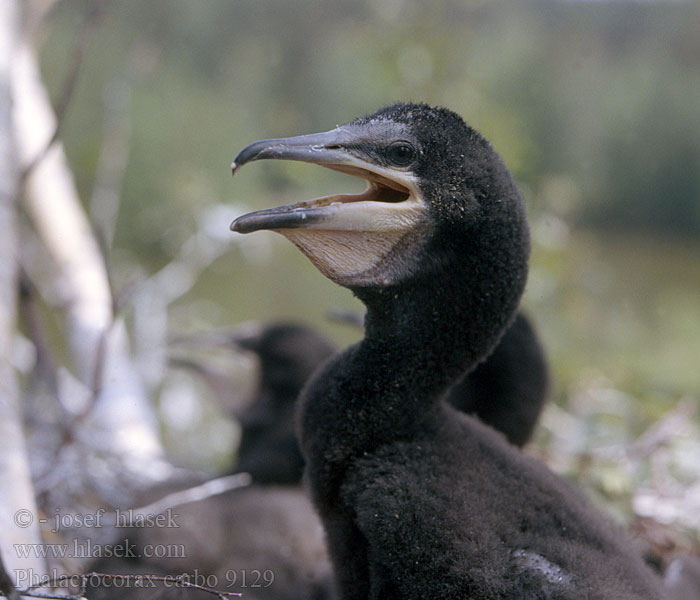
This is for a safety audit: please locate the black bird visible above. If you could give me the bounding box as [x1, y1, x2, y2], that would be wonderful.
[332, 309, 549, 447]
[233, 323, 337, 483]
[86, 315, 547, 600]
[449, 311, 548, 447]
[175, 310, 546, 484]
[169, 322, 338, 481]
[230, 103, 663, 599]
[232, 313, 546, 481]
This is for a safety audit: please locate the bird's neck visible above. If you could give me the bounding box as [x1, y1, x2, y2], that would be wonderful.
[298, 266, 523, 492]
[361, 277, 509, 397]
[298, 205, 529, 500]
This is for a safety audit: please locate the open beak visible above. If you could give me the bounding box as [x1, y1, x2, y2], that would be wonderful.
[229, 125, 428, 286]
[229, 126, 425, 234]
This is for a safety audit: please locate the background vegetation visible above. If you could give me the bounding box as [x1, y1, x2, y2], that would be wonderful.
[22, 0, 700, 551]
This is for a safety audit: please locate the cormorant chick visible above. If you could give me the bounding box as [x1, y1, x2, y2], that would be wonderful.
[230, 102, 663, 599]
[234, 323, 337, 483]
[448, 311, 548, 447]
[88, 316, 544, 600]
[332, 310, 549, 447]
[235, 314, 546, 481]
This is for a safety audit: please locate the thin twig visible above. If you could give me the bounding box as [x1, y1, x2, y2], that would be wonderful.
[131, 472, 252, 518]
[17, 269, 63, 406]
[627, 397, 697, 461]
[17, 571, 243, 599]
[0, 552, 22, 600]
[20, 2, 106, 183]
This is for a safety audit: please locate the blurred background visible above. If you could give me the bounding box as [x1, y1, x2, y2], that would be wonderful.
[10, 0, 700, 561]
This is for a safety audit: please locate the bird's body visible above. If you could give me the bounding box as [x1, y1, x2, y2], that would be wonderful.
[235, 309, 548, 460]
[92, 313, 543, 600]
[230, 102, 663, 599]
[298, 276, 657, 600]
[448, 311, 548, 447]
[234, 323, 337, 484]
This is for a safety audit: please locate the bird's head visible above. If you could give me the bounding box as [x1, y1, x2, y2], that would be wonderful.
[230, 102, 528, 296]
[235, 323, 336, 398]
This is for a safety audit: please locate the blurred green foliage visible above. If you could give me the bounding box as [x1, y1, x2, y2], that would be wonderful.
[41, 0, 700, 257]
[35, 0, 700, 480]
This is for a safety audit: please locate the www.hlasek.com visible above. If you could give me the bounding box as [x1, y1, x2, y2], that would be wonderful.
[14, 539, 185, 560]
[14, 569, 276, 591]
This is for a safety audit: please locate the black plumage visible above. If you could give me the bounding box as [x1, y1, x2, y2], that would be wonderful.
[176, 309, 546, 486]
[87, 314, 546, 600]
[448, 311, 548, 447]
[332, 309, 549, 447]
[234, 323, 337, 483]
[235, 312, 547, 484]
[230, 102, 664, 599]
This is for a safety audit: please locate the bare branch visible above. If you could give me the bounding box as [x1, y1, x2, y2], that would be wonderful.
[17, 270, 63, 406]
[12, 30, 171, 497]
[89, 70, 133, 251]
[17, 572, 243, 599]
[0, 0, 50, 583]
[20, 1, 106, 182]
[0, 552, 22, 600]
[14, 36, 113, 381]
[129, 473, 252, 518]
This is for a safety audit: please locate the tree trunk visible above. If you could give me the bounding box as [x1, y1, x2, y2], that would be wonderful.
[0, 0, 49, 585]
[12, 31, 171, 494]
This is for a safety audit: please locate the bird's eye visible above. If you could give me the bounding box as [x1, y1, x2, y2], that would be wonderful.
[386, 142, 416, 167]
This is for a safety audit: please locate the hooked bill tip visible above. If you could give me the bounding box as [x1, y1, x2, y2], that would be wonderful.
[231, 161, 239, 176]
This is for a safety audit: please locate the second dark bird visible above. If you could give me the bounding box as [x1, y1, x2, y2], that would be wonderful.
[232, 308, 547, 481]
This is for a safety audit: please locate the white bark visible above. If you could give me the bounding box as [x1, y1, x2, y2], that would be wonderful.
[0, 0, 49, 584]
[11, 30, 171, 488]
[13, 40, 115, 382]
